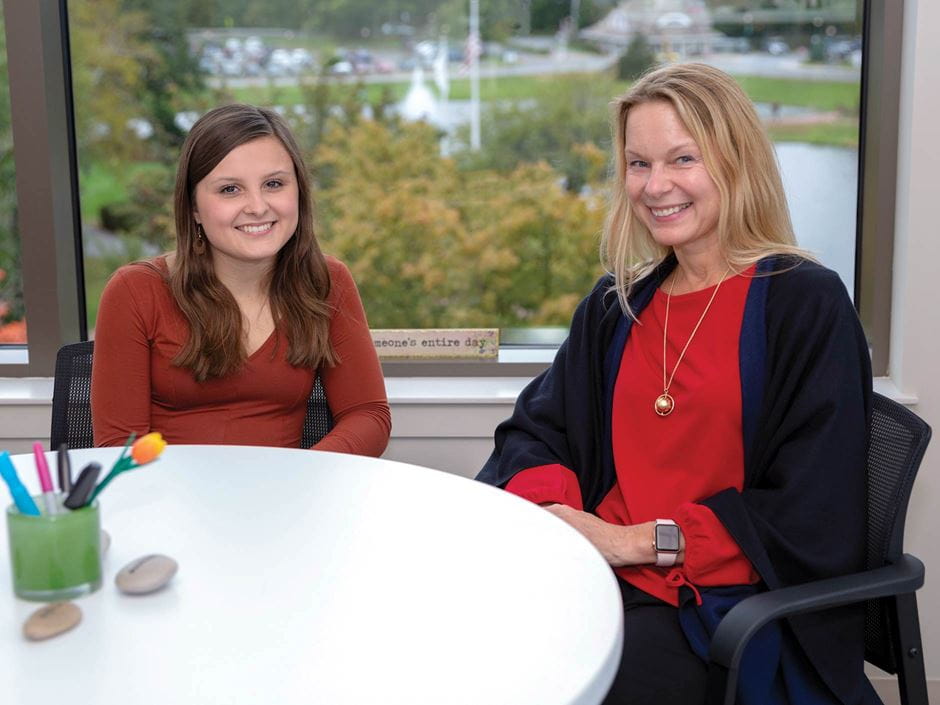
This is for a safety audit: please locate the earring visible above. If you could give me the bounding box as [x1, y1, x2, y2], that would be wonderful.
[194, 223, 206, 255]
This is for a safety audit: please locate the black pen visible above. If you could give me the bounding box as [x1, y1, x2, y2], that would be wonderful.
[57, 443, 72, 494]
[64, 462, 101, 510]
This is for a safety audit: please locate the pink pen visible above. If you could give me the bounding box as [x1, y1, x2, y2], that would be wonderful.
[32, 442, 58, 515]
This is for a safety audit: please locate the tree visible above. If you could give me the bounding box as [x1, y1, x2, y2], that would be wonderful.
[456, 77, 616, 193]
[529, 0, 607, 34]
[0, 10, 25, 341]
[313, 117, 606, 329]
[617, 33, 656, 82]
[68, 0, 157, 165]
[122, 0, 210, 154]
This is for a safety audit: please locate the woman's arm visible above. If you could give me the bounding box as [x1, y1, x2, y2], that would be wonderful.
[477, 275, 617, 505]
[542, 506, 662, 565]
[313, 259, 391, 457]
[91, 267, 155, 446]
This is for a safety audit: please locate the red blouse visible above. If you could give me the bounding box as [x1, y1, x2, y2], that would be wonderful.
[507, 267, 760, 605]
[91, 255, 391, 456]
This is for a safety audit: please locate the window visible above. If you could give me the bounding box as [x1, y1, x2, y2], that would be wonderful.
[0, 0, 905, 377]
[0, 4, 24, 352]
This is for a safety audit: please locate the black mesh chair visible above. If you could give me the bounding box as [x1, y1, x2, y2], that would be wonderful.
[706, 392, 931, 705]
[50, 341, 334, 450]
[50, 340, 95, 450]
[301, 375, 334, 449]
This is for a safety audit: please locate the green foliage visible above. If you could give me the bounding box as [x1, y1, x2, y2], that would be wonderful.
[809, 34, 828, 63]
[455, 76, 616, 193]
[0, 11, 22, 325]
[122, 0, 209, 153]
[528, 0, 607, 33]
[68, 0, 156, 163]
[617, 33, 656, 82]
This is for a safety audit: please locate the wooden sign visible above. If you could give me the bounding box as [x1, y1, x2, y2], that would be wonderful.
[371, 329, 499, 360]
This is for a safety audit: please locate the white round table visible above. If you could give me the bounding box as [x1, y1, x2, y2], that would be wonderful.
[1, 446, 623, 705]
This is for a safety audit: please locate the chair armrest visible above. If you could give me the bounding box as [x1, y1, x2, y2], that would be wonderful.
[706, 554, 924, 705]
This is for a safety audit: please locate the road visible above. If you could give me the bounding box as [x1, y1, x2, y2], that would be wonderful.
[208, 48, 859, 92]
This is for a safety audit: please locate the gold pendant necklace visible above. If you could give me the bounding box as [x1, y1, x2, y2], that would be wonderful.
[655, 266, 732, 417]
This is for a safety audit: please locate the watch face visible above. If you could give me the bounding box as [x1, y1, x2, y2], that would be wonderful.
[656, 524, 680, 552]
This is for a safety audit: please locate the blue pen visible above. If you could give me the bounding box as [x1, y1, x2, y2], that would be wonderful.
[0, 451, 41, 516]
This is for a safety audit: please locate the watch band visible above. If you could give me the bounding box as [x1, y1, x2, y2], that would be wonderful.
[653, 519, 680, 567]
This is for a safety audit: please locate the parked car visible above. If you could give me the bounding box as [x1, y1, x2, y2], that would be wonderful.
[291, 48, 315, 72]
[267, 48, 296, 76]
[373, 58, 395, 74]
[825, 35, 862, 62]
[327, 60, 353, 75]
[765, 37, 790, 55]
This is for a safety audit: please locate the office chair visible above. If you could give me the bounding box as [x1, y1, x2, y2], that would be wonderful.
[50, 340, 95, 450]
[301, 374, 334, 449]
[50, 341, 334, 450]
[706, 392, 931, 705]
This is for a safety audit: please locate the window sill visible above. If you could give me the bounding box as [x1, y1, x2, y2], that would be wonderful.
[0, 375, 913, 407]
[0, 347, 28, 366]
[380, 346, 554, 378]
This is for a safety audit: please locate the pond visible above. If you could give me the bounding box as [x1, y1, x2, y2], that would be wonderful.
[776, 142, 858, 294]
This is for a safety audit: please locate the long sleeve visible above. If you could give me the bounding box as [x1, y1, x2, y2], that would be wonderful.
[477, 274, 622, 508]
[91, 267, 157, 446]
[313, 258, 391, 457]
[504, 464, 584, 509]
[673, 502, 757, 586]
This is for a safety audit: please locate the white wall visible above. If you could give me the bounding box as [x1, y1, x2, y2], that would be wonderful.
[882, 0, 940, 699]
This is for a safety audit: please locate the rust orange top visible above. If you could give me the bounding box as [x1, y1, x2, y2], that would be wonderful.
[91, 255, 390, 456]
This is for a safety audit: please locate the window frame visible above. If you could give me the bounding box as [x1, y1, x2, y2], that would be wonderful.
[0, 0, 85, 376]
[0, 0, 902, 378]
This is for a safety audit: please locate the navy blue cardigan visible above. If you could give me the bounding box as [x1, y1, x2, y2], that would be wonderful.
[477, 256, 875, 704]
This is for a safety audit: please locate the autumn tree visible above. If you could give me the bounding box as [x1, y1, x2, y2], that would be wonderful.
[314, 117, 606, 329]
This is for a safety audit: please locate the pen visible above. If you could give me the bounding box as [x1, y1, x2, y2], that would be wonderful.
[0, 451, 40, 516]
[57, 443, 72, 494]
[33, 443, 58, 515]
[64, 462, 101, 510]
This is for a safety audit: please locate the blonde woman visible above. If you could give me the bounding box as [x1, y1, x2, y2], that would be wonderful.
[478, 64, 875, 705]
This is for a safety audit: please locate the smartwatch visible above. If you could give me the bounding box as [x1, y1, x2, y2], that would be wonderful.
[653, 519, 681, 567]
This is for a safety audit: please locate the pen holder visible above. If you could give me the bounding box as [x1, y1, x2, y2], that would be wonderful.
[5, 500, 102, 601]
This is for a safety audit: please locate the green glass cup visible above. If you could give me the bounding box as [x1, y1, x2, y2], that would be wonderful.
[5, 499, 102, 601]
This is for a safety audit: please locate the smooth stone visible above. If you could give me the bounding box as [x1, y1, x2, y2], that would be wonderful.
[23, 602, 82, 641]
[115, 554, 178, 595]
[100, 529, 111, 556]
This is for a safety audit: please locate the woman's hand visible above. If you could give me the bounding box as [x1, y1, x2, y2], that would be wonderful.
[543, 504, 658, 567]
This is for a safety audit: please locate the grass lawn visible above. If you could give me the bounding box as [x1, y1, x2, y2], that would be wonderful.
[79, 161, 165, 225]
[732, 75, 860, 112]
[767, 119, 859, 148]
[230, 69, 859, 116]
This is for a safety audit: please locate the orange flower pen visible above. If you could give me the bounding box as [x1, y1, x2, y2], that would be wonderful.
[86, 432, 167, 505]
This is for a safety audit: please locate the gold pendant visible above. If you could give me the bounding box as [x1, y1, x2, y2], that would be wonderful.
[654, 393, 674, 416]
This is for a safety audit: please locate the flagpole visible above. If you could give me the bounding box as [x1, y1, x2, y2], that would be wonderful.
[470, 0, 481, 150]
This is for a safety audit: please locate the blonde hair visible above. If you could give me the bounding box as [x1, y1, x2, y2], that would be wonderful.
[601, 62, 813, 316]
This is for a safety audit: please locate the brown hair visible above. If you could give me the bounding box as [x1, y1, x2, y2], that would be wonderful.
[171, 104, 336, 381]
[601, 63, 813, 316]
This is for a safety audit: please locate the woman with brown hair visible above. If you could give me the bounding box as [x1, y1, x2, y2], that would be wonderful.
[478, 64, 878, 704]
[91, 104, 390, 456]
